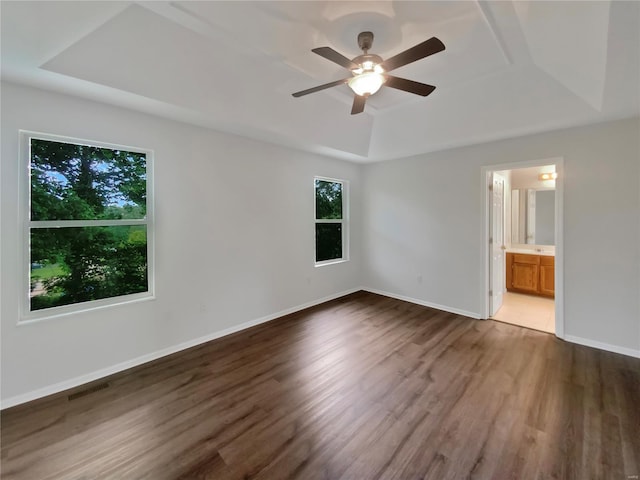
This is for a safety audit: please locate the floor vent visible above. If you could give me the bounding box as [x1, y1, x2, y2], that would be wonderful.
[68, 382, 109, 401]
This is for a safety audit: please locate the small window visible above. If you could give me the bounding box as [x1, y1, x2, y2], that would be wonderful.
[22, 132, 153, 319]
[315, 177, 348, 265]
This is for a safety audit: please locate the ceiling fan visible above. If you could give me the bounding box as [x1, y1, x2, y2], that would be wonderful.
[292, 31, 445, 115]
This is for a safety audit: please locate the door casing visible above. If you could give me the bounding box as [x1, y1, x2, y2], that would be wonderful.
[480, 157, 564, 339]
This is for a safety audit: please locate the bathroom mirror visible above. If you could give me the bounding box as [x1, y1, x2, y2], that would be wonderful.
[511, 189, 555, 245]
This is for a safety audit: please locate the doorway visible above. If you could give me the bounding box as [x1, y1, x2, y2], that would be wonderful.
[481, 158, 564, 338]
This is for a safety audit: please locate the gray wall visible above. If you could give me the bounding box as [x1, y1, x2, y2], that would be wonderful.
[2, 81, 639, 407]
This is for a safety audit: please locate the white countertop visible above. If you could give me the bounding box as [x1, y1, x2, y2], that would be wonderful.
[506, 248, 555, 256]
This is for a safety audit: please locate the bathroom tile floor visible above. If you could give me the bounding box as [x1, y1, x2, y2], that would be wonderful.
[491, 292, 555, 333]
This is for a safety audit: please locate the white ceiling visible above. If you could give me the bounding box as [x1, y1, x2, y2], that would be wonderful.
[2, 1, 639, 162]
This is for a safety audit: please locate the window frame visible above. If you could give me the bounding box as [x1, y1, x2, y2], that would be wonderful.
[314, 176, 349, 267]
[19, 130, 155, 323]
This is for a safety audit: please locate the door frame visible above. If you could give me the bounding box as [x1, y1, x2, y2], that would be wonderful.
[480, 157, 565, 339]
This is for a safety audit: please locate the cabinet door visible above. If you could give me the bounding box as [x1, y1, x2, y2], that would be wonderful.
[512, 263, 539, 293]
[539, 257, 555, 296]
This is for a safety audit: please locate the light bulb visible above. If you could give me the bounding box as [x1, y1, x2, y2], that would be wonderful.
[348, 72, 385, 96]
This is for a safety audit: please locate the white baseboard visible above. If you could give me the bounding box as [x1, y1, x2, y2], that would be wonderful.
[9, 288, 634, 409]
[1, 288, 361, 410]
[564, 335, 640, 359]
[361, 287, 482, 319]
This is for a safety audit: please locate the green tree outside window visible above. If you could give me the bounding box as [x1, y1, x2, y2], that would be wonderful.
[28, 136, 150, 312]
[315, 178, 346, 263]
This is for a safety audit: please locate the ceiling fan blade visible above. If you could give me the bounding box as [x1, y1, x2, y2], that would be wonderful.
[380, 37, 445, 72]
[351, 94, 367, 115]
[312, 47, 359, 70]
[292, 78, 350, 97]
[384, 76, 436, 96]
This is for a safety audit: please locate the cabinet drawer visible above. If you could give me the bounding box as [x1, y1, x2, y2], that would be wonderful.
[513, 254, 539, 264]
[540, 256, 554, 267]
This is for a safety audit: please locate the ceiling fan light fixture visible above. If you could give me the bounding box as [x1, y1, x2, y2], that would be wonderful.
[348, 72, 385, 96]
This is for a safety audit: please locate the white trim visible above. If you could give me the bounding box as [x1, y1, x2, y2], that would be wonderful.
[361, 288, 639, 359]
[18, 293, 156, 325]
[553, 159, 564, 339]
[362, 287, 482, 319]
[314, 258, 349, 268]
[19, 130, 152, 155]
[480, 157, 565, 340]
[28, 219, 148, 228]
[19, 130, 155, 322]
[10, 285, 637, 409]
[1, 287, 361, 410]
[564, 335, 640, 359]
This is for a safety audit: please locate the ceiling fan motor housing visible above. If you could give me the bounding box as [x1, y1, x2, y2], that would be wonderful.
[357, 31, 374, 52]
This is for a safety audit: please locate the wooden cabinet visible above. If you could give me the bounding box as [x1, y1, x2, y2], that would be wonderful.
[539, 256, 555, 296]
[506, 252, 554, 297]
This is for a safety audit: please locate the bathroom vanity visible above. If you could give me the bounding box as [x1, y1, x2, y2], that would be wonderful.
[506, 251, 555, 297]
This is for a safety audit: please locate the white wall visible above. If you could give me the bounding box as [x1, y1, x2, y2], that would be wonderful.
[1, 82, 362, 405]
[362, 118, 640, 355]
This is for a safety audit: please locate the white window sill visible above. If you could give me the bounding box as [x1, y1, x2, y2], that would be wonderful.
[19, 292, 155, 325]
[315, 258, 349, 268]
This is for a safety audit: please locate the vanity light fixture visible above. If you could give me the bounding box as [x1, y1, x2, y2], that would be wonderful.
[538, 172, 558, 181]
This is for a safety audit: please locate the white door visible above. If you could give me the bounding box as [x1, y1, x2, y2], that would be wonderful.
[490, 174, 505, 316]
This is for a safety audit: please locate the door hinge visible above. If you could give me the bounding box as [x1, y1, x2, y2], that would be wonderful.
[489, 237, 493, 244]
[489, 289, 493, 296]
[488, 184, 493, 191]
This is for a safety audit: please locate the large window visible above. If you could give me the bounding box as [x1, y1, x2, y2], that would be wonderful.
[315, 177, 348, 264]
[22, 132, 153, 318]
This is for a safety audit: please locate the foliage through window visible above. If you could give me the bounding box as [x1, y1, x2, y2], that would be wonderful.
[315, 178, 347, 263]
[25, 133, 152, 315]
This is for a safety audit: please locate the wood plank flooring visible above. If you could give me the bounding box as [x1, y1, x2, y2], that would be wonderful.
[2, 291, 639, 479]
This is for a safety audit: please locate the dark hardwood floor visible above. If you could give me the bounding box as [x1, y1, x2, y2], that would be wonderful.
[2, 291, 639, 479]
